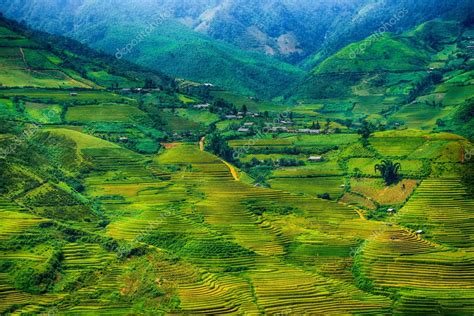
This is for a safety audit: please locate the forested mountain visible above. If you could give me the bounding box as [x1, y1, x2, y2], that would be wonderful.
[0, 0, 305, 98]
[295, 18, 474, 140]
[1, 0, 471, 97]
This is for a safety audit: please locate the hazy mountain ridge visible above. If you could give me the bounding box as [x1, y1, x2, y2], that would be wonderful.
[2, 1, 471, 61]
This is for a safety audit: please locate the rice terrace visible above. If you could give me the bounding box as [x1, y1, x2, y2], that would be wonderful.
[0, 0, 473, 314]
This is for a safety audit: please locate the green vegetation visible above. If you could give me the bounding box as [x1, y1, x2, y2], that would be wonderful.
[375, 160, 402, 185]
[0, 11, 473, 316]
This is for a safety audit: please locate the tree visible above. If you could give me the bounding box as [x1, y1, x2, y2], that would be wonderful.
[325, 119, 331, 132]
[205, 132, 234, 162]
[375, 160, 401, 185]
[358, 121, 375, 139]
[241, 104, 248, 116]
[311, 121, 321, 129]
[144, 78, 156, 89]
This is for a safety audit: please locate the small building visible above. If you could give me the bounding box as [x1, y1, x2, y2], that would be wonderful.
[225, 115, 238, 120]
[244, 122, 254, 127]
[238, 128, 250, 133]
[69, 92, 78, 97]
[297, 129, 321, 134]
[119, 136, 129, 142]
[269, 126, 288, 133]
[387, 208, 396, 214]
[194, 103, 210, 109]
[308, 156, 324, 163]
[415, 230, 424, 235]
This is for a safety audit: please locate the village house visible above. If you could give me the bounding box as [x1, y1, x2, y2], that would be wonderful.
[298, 129, 321, 134]
[269, 126, 289, 133]
[194, 103, 210, 109]
[308, 156, 324, 163]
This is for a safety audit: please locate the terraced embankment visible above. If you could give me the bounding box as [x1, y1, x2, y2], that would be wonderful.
[1, 130, 473, 314]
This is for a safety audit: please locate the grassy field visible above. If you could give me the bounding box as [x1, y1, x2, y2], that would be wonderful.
[65, 103, 149, 123]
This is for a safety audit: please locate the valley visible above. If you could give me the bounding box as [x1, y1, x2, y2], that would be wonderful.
[0, 4, 473, 315]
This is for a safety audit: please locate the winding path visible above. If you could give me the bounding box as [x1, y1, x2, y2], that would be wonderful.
[199, 136, 239, 181]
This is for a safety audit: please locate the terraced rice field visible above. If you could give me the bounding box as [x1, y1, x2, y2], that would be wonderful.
[74, 142, 397, 313]
[357, 227, 474, 314]
[396, 177, 474, 249]
[1, 128, 473, 314]
[65, 103, 149, 123]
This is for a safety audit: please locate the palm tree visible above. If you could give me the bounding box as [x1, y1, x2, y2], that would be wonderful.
[375, 160, 401, 185]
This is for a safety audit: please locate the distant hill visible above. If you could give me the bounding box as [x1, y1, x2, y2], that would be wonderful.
[294, 19, 474, 140]
[0, 16, 173, 90]
[2, 0, 471, 97]
[0, 1, 305, 98]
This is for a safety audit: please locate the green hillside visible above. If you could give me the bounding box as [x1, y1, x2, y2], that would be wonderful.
[103, 21, 305, 98]
[0, 18, 173, 90]
[294, 19, 474, 140]
[0, 10, 474, 316]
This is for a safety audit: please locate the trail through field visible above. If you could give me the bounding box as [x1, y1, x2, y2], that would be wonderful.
[199, 136, 205, 151]
[220, 159, 240, 181]
[339, 200, 366, 220]
[19, 47, 29, 71]
[354, 208, 366, 220]
[200, 136, 239, 181]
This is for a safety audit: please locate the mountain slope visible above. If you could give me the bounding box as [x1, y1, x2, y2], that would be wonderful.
[0, 16, 173, 89]
[294, 19, 474, 139]
[0, 0, 305, 98]
[2, 0, 471, 97]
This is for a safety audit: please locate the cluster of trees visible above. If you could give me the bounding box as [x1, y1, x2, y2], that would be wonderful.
[205, 132, 234, 162]
[375, 160, 402, 185]
[357, 121, 377, 144]
[14, 249, 63, 294]
[408, 71, 443, 103]
[209, 99, 248, 117]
